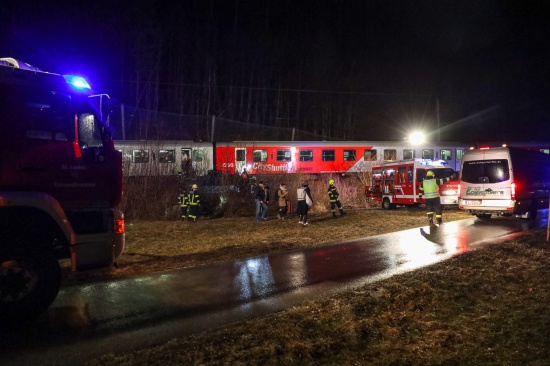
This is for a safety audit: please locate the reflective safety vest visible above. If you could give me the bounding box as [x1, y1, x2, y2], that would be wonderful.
[328, 185, 339, 202]
[421, 178, 439, 199]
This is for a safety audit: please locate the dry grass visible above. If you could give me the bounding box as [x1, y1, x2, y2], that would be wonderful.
[85, 228, 550, 366]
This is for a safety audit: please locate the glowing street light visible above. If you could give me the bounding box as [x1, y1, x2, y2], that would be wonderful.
[409, 131, 425, 145]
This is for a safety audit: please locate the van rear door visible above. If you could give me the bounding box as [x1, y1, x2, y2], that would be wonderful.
[459, 149, 513, 210]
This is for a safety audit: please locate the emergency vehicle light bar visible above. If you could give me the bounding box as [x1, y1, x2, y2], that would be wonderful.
[63, 75, 91, 90]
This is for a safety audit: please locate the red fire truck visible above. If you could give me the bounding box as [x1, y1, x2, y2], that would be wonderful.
[0, 58, 125, 319]
[365, 159, 458, 209]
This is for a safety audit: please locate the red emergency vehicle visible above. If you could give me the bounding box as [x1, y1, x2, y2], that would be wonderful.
[365, 159, 458, 209]
[0, 58, 125, 319]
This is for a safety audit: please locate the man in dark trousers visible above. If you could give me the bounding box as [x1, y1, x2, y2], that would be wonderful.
[255, 181, 268, 221]
[178, 187, 189, 221]
[419, 170, 455, 225]
[328, 179, 346, 217]
[188, 184, 200, 222]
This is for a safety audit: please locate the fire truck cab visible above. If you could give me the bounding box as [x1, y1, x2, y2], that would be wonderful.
[365, 159, 458, 209]
[0, 58, 125, 320]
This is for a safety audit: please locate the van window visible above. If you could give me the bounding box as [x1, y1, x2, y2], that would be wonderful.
[461, 159, 510, 183]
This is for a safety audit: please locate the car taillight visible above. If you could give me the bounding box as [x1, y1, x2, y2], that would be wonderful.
[511, 182, 516, 200]
[115, 219, 125, 234]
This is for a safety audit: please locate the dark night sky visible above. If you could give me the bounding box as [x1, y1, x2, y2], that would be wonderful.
[2, 0, 550, 143]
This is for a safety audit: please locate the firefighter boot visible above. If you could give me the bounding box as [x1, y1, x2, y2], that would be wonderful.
[437, 217, 443, 225]
[427, 213, 434, 225]
[332, 212, 336, 217]
[339, 209, 346, 215]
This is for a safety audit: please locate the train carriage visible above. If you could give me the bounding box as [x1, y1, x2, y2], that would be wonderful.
[114, 140, 469, 177]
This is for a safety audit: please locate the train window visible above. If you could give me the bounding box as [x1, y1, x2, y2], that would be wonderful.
[422, 149, 434, 160]
[193, 149, 203, 162]
[253, 150, 268, 162]
[440, 149, 452, 161]
[132, 149, 149, 163]
[322, 150, 335, 161]
[236, 149, 246, 161]
[158, 149, 175, 163]
[383, 149, 396, 161]
[300, 150, 313, 161]
[541, 149, 550, 154]
[364, 149, 377, 161]
[457, 149, 464, 159]
[343, 149, 356, 161]
[403, 149, 414, 159]
[276, 149, 291, 162]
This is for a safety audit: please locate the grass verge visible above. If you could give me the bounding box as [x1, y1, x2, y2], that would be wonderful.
[84, 227, 550, 365]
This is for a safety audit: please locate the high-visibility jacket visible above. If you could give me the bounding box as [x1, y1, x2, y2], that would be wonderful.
[419, 176, 452, 199]
[328, 185, 340, 202]
[178, 193, 189, 207]
[188, 191, 200, 206]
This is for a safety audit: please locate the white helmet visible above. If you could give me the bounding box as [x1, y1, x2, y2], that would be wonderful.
[192, 184, 198, 189]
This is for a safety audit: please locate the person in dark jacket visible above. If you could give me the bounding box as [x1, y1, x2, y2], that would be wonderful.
[255, 181, 268, 221]
[178, 187, 189, 221]
[296, 182, 313, 225]
[188, 184, 200, 222]
[328, 179, 346, 217]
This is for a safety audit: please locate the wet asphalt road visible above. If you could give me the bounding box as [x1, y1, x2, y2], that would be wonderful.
[1, 213, 547, 365]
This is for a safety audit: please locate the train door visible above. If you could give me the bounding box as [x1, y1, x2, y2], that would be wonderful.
[181, 147, 192, 175]
[235, 148, 246, 175]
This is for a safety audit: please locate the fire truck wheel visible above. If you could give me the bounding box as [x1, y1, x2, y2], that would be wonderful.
[0, 246, 61, 321]
[382, 198, 395, 210]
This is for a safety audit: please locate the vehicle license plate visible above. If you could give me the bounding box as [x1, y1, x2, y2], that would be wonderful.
[463, 200, 481, 205]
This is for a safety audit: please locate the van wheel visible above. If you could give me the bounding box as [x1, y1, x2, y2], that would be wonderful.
[476, 214, 492, 219]
[382, 198, 394, 210]
[0, 246, 61, 321]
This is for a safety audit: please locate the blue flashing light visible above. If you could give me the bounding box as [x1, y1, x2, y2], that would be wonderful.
[419, 159, 448, 166]
[63, 75, 91, 90]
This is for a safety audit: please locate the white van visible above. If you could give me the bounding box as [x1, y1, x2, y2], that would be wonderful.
[458, 147, 550, 219]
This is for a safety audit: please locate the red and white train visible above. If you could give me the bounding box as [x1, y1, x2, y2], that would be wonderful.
[114, 140, 470, 177]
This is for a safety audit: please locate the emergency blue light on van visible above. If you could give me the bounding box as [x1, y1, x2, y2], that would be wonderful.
[62, 75, 91, 90]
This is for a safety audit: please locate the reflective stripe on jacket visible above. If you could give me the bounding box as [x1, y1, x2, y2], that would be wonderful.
[189, 192, 200, 205]
[328, 186, 339, 202]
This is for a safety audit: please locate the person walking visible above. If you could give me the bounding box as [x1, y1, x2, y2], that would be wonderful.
[419, 170, 455, 225]
[178, 187, 189, 221]
[255, 181, 268, 221]
[188, 184, 201, 222]
[296, 182, 313, 225]
[276, 183, 289, 220]
[328, 179, 346, 217]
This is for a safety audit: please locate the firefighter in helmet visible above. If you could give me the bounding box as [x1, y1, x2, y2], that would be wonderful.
[419, 170, 455, 225]
[188, 184, 201, 222]
[178, 187, 189, 221]
[328, 179, 346, 217]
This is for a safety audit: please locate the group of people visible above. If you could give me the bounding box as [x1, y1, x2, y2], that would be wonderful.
[178, 184, 201, 222]
[179, 169, 452, 226]
[254, 179, 346, 225]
